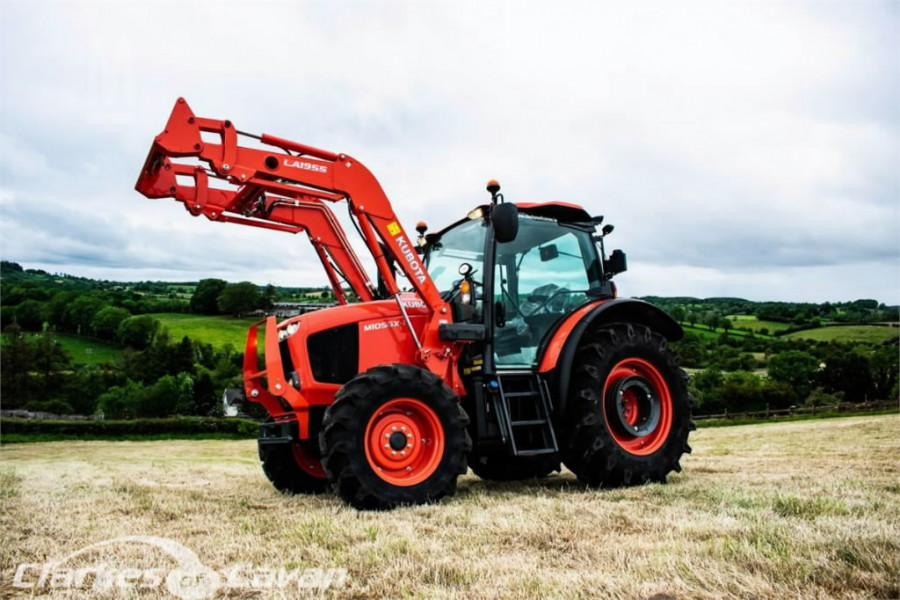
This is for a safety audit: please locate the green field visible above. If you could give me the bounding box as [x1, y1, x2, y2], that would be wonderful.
[150, 313, 261, 348]
[54, 334, 124, 365]
[681, 323, 761, 340]
[784, 325, 900, 344]
[728, 315, 793, 334]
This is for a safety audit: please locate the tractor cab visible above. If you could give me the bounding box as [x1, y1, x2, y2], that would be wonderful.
[424, 183, 626, 371]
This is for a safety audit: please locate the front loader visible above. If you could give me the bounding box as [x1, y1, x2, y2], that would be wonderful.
[135, 98, 695, 509]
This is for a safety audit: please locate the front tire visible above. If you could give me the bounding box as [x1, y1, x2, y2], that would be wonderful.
[260, 436, 330, 495]
[320, 364, 471, 510]
[561, 323, 694, 487]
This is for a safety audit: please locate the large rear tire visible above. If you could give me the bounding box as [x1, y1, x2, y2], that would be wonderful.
[470, 454, 560, 482]
[260, 436, 330, 495]
[320, 364, 471, 510]
[561, 323, 694, 487]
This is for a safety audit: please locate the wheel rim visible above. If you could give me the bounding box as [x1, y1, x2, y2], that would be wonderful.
[364, 398, 445, 486]
[291, 441, 327, 479]
[602, 358, 673, 455]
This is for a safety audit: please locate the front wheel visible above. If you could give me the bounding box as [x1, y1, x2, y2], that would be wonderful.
[319, 364, 471, 510]
[561, 323, 695, 487]
[259, 436, 330, 495]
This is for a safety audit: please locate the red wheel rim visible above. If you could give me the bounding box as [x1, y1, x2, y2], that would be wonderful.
[364, 398, 445, 486]
[602, 358, 673, 456]
[291, 441, 326, 479]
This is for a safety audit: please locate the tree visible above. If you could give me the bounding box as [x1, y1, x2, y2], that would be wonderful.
[263, 284, 279, 311]
[0, 324, 35, 408]
[65, 296, 107, 335]
[32, 331, 72, 398]
[767, 350, 820, 403]
[670, 306, 686, 323]
[0, 305, 15, 329]
[192, 370, 221, 416]
[690, 367, 724, 413]
[1, 260, 24, 274]
[686, 311, 698, 328]
[820, 351, 873, 403]
[92, 306, 130, 340]
[14, 299, 46, 331]
[139, 373, 194, 417]
[721, 318, 733, 336]
[98, 380, 146, 419]
[45, 291, 79, 331]
[218, 281, 261, 316]
[704, 312, 720, 331]
[719, 371, 764, 412]
[805, 387, 844, 409]
[117, 315, 159, 350]
[760, 379, 795, 409]
[190, 278, 228, 314]
[673, 331, 704, 367]
[868, 345, 899, 400]
[64, 365, 117, 415]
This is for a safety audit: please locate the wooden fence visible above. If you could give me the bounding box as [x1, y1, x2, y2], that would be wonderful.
[694, 400, 897, 422]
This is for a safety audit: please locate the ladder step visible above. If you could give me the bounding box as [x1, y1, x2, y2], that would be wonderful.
[494, 373, 560, 457]
[511, 419, 547, 426]
[515, 448, 557, 456]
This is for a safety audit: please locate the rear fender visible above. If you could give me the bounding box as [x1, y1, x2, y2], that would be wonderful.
[538, 298, 682, 417]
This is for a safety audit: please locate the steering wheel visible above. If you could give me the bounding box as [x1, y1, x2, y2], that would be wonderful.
[524, 287, 570, 316]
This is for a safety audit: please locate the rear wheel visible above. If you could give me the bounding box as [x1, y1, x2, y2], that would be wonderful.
[259, 435, 330, 495]
[561, 323, 694, 487]
[320, 364, 471, 510]
[470, 454, 560, 481]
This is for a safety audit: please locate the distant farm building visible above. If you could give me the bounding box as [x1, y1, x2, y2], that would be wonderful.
[272, 302, 335, 318]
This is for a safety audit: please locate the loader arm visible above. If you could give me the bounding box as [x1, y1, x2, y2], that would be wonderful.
[136, 98, 457, 375]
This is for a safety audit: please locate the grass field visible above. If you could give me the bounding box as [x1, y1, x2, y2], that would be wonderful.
[784, 325, 900, 344]
[727, 315, 793, 334]
[150, 313, 261, 348]
[1, 415, 897, 599]
[54, 334, 124, 365]
[681, 323, 760, 340]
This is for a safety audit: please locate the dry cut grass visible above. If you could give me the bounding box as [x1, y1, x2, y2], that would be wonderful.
[1, 415, 898, 599]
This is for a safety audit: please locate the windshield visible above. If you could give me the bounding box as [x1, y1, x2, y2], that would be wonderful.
[425, 218, 487, 293]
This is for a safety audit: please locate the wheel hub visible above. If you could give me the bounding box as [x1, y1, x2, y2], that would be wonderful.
[608, 375, 661, 438]
[364, 397, 445, 486]
[388, 431, 408, 451]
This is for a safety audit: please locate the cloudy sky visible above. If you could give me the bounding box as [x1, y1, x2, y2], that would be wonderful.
[1, 1, 897, 303]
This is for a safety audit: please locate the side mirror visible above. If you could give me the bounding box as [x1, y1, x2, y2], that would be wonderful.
[603, 249, 627, 276]
[539, 244, 559, 262]
[492, 203, 518, 244]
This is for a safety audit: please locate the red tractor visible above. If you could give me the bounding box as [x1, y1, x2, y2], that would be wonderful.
[136, 99, 694, 509]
